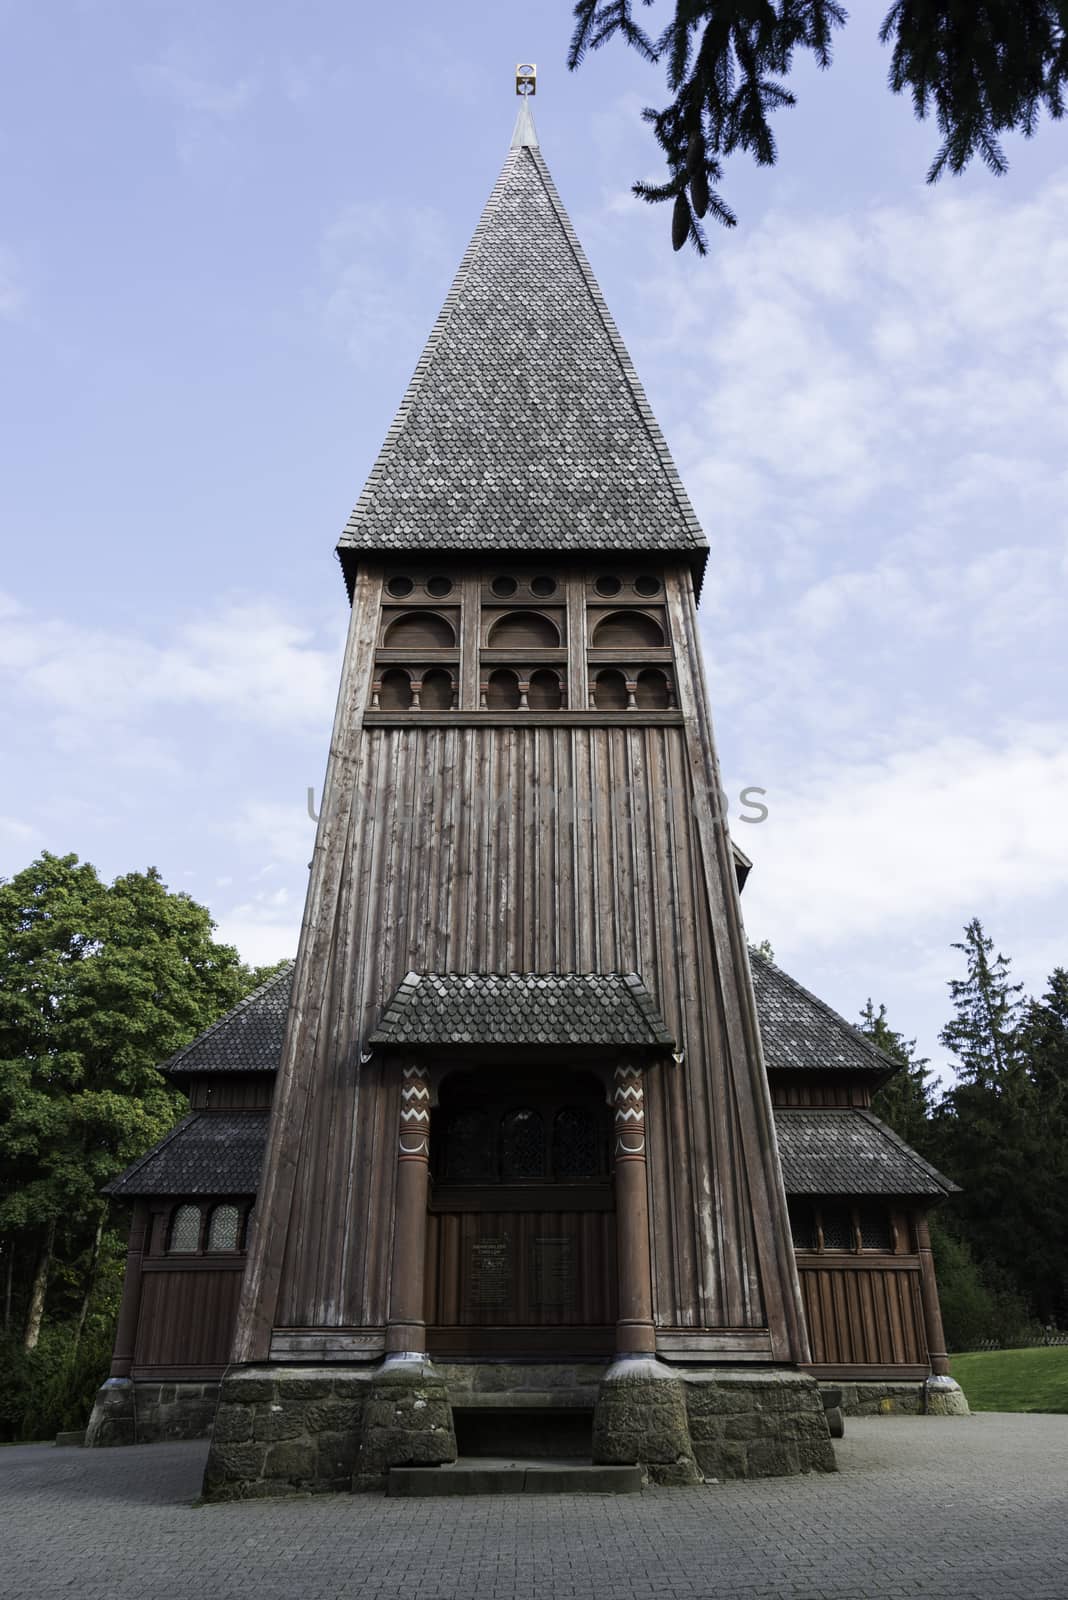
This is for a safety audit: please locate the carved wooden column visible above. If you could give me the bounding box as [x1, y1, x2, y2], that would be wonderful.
[612, 1064, 656, 1355]
[385, 1062, 432, 1356]
[110, 1200, 150, 1378]
[915, 1211, 951, 1377]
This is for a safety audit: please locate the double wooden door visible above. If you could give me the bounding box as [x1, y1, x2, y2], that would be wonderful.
[424, 1067, 618, 1356]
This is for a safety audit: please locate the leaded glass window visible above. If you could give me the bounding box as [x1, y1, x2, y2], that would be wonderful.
[820, 1207, 855, 1251]
[445, 1109, 495, 1181]
[168, 1204, 201, 1253]
[501, 1108, 545, 1179]
[859, 1208, 892, 1251]
[208, 1204, 241, 1251]
[552, 1107, 599, 1178]
[788, 1201, 818, 1251]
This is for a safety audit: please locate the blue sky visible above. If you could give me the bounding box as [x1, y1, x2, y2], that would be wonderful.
[2, 2, 1066, 1080]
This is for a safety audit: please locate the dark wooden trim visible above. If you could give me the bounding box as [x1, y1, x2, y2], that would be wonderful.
[794, 1252, 922, 1272]
[142, 1256, 247, 1273]
[429, 1183, 614, 1213]
[269, 1327, 385, 1360]
[362, 711, 685, 727]
[427, 1325, 616, 1358]
[803, 1363, 930, 1381]
[110, 1200, 149, 1378]
[655, 1328, 774, 1357]
[587, 649, 674, 664]
[131, 1364, 230, 1380]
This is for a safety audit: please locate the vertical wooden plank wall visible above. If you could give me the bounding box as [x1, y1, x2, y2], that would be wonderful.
[235, 561, 812, 1362]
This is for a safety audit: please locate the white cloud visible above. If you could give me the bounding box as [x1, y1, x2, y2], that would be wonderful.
[618, 174, 1068, 615]
[320, 203, 451, 365]
[140, 48, 258, 119]
[0, 595, 342, 738]
[0, 815, 38, 857]
[230, 799, 315, 870]
[214, 886, 299, 968]
[741, 726, 1068, 947]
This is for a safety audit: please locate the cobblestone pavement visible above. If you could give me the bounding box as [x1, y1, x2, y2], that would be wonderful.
[4, 1415, 1068, 1600]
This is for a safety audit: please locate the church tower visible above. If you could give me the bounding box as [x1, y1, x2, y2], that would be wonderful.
[203, 86, 837, 1493]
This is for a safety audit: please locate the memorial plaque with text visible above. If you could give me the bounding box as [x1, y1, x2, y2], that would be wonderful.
[532, 1234, 576, 1309]
[467, 1234, 513, 1312]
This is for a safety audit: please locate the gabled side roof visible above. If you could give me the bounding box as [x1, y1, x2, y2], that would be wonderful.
[105, 1105, 956, 1201]
[105, 1112, 270, 1197]
[749, 950, 897, 1080]
[160, 962, 294, 1077]
[152, 953, 898, 1081]
[775, 1109, 958, 1197]
[337, 104, 708, 589]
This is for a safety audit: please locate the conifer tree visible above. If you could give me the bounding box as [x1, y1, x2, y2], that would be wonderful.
[568, 1, 1068, 249]
[935, 918, 1046, 1328]
[1016, 970, 1068, 1323]
[939, 917, 1025, 1088]
[858, 999, 936, 1152]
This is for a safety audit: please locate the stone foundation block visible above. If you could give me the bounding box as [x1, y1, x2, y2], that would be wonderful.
[85, 1378, 136, 1448]
[925, 1376, 970, 1416]
[682, 1370, 835, 1481]
[202, 1367, 374, 1501]
[593, 1358, 701, 1484]
[353, 1361, 457, 1492]
[828, 1381, 927, 1417]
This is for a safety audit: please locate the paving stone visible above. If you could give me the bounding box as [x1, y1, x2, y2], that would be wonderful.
[6, 1416, 1068, 1600]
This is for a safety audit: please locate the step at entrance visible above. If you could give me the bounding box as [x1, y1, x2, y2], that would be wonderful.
[388, 1458, 642, 1496]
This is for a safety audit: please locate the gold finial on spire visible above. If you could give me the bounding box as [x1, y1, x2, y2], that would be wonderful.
[516, 63, 536, 96]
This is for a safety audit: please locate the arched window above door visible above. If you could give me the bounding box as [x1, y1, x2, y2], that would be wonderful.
[501, 1108, 545, 1179]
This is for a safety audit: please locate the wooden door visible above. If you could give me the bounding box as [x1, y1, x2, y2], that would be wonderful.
[425, 1067, 617, 1357]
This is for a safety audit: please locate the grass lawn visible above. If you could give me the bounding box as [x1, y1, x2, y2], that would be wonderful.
[950, 1346, 1068, 1413]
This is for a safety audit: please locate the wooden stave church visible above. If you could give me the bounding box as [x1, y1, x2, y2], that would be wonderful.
[88, 95, 965, 1483]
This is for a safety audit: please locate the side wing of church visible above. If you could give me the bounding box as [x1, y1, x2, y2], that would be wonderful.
[87, 98, 968, 1487]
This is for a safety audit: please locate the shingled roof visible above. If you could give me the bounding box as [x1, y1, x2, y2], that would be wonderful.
[749, 950, 895, 1079]
[369, 972, 676, 1053]
[337, 104, 707, 587]
[775, 1109, 957, 1197]
[104, 1103, 954, 1201]
[161, 963, 294, 1077]
[151, 954, 897, 1080]
[106, 1112, 270, 1197]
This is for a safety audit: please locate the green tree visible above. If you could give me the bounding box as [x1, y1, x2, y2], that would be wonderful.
[0, 852, 261, 1356]
[567, 1, 1068, 248]
[1016, 969, 1068, 1323]
[939, 917, 1025, 1088]
[934, 919, 1057, 1327]
[858, 998, 936, 1152]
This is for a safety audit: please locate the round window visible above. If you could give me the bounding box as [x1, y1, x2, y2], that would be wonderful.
[635, 574, 662, 596]
[491, 576, 518, 597]
[386, 576, 414, 598]
[594, 575, 622, 597]
[426, 576, 453, 597]
[530, 575, 557, 596]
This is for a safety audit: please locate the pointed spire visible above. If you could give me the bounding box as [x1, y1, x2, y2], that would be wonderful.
[338, 95, 707, 584]
[511, 96, 539, 149]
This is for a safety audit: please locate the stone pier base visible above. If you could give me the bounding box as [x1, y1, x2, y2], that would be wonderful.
[925, 1375, 971, 1415]
[85, 1378, 136, 1447]
[354, 1359, 457, 1491]
[196, 1360, 840, 1497]
[822, 1379, 969, 1417]
[85, 1378, 221, 1447]
[680, 1368, 836, 1481]
[593, 1358, 701, 1485]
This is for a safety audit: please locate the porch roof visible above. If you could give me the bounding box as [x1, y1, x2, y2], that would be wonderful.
[369, 971, 677, 1055]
